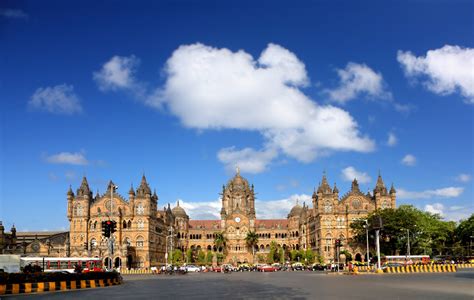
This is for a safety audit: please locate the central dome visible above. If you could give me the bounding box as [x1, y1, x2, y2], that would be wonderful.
[288, 203, 303, 217]
[226, 167, 250, 189]
[172, 201, 188, 218]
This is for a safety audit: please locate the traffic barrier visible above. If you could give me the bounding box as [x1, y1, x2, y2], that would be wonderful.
[383, 264, 458, 274]
[0, 278, 121, 295]
[120, 268, 153, 275]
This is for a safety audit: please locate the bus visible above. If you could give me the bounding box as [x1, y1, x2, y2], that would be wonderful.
[382, 255, 430, 266]
[20, 257, 103, 273]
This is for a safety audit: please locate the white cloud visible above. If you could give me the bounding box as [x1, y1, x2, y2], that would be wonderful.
[455, 173, 471, 183]
[44, 151, 89, 165]
[397, 45, 474, 104]
[29, 84, 82, 115]
[401, 154, 416, 166]
[0, 9, 28, 19]
[326, 62, 392, 103]
[217, 147, 277, 174]
[150, 43, 374, 166]
[387, 132, 397, 146]
[93, 55, 141, 91]
[398, 187, 464, 199]
[176, 194, 311, 220]
[341, 166, 371, 184]
[424, 203, 444, 215]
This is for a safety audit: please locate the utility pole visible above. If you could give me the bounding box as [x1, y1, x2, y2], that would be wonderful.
[108, 184, 117, 270]
[364, 219, 370, 269]
[375, 229, 381, 271]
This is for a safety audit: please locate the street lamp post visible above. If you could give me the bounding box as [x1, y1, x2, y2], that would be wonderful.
[108, 184, 118, 270]
[363, 220, 370, 269]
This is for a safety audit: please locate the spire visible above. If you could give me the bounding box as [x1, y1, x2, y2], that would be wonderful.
[77, 177, 91, 197]
[390, 183, 396, 194]
[153, 189, 158, 199]
[137, 174, 151, 196]
[129, 184, 135, 195]
[67, 185, 74, 197]
[333, 182, 339, 194]
[318, 172, 332, 194]
[177, 199, 180, 207]
[236, 166, 240, 176]
[374, 171, 388, 195]
[351, 178, 360, 192]
[95, 189, 100, 199]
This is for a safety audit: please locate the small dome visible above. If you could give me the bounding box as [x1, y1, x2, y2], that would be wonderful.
[172, 201, 188, 218]
[289, 203, 303, 217]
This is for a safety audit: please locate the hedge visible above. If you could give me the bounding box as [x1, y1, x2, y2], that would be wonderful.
[0, 271, 121, 285]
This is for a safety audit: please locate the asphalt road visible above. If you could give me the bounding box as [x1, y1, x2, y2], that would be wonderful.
[4, 269, 474, 300]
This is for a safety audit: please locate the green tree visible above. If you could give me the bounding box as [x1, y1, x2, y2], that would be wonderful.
[172, 249, 183, 265]
[214, 232, 228, 256]
[455, 214, 474, 257]
[303, 249, 315, 264]
[206, 250, 213, 265]
[197, 249, 206, 265]
[245, 231, 259, 264]
[186, 248, 194, 263]
[350, 205, 459, 257]
[267, 241, 281, 264]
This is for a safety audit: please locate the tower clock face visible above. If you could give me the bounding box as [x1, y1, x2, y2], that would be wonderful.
[234, 217, 241, 223]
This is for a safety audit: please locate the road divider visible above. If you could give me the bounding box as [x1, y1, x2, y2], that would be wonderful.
[0, 278, 122, 295]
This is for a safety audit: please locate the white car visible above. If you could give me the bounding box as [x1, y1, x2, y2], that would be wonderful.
[185, 265, 201, 272]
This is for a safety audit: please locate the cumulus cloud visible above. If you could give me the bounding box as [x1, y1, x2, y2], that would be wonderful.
[398, 187, 464, 199]
[217, 147, 277, 174]
[387, 132, 397, 146]
[44, 151, 89, 165]
[176, 194, 311, 220]
[455, 173, 471, 183]
[326, 62, 392, 103]
[341, 166, 371, 184]
[29, 84, 82, 115]
[0, 9, 28, 19]
[401, 154, 416, 166]
[397, 45, 474, 104]
[424, 203, 444, 215]
[152, 43, 374, 166]
[93, 55, 141, 91]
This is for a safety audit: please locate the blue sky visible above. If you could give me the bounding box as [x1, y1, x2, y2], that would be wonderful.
[1, 0, 473, 231]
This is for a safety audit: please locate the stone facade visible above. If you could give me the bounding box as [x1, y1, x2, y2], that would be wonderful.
[64, 170, 396, 267]
[67, 176, 173, 269]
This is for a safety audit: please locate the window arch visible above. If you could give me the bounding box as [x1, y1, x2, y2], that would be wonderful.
[127, 220, 132, 229]
[136, 203, 144, 215]
[324, 201, 332, 213]
[137, 219, 145, 229]
[124, 237, 131, 246]
[136, 236, 144, 248]
[91, 238, 97, 248]
[75, 204, 83, 216]
[325, 234, 332, 252]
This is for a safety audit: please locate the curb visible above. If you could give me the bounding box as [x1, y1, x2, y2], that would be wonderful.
[0, 278, 122, 295]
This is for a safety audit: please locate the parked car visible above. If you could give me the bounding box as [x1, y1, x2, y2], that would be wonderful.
[185, 265, 201, 272]
[212, 266, 222, 272]
[291, 262, 304, 271]
[311, 264, 326, 271]
[259, 265, 277, 272]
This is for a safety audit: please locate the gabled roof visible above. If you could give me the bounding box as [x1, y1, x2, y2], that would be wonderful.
[255, 219, 288, 229]
[189, 220, 221, 230]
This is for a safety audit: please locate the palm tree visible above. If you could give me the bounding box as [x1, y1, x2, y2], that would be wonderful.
[214, 232, 227, 256]
[245, 231, 259, 264]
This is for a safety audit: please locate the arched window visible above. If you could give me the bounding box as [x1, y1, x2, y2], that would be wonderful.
[91, 238, 97, 248]
[136, 203, 144, 215]
[75, 204, 83, 216]
[137, 219, 144, 229]
[324, 201, 332, 213]
[127, 220, 132, 229]
[325, 234, 332, 252]
[124, 237, 131, 246]
[123, 220, 127, 229]
[136, 236, 144, 248]
[382, 200, 390, 209]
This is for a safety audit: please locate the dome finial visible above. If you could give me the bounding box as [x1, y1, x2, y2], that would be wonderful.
[236, 166, 240, 175]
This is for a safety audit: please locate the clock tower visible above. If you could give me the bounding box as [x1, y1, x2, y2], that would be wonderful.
[220, 168, 256, 264]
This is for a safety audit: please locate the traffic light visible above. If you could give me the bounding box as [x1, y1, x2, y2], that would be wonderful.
[335, 239, 342, 247]
[110, 220, 117, 234]
[102, 220, 111, 238]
